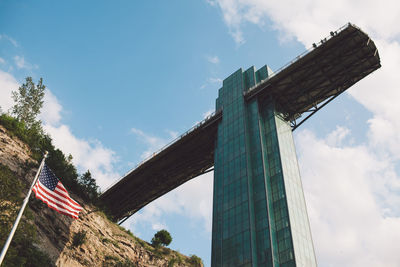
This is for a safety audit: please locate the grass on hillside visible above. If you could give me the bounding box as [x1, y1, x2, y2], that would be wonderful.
[0, 164, 52, 266]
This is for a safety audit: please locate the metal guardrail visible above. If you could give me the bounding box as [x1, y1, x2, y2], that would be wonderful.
[102, 109, 222, 194]
[245, 22, 356, 94]
[103, 23, 359, 194]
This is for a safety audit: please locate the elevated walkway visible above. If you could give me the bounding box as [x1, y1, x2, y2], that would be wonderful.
[100, 23, 380, 223]
[99, 110, 222, 222]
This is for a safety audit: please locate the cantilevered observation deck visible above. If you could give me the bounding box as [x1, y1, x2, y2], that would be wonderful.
[100, 23, 380, 222]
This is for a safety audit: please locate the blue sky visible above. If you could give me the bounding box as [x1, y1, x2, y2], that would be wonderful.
[1, 1, 400, 266]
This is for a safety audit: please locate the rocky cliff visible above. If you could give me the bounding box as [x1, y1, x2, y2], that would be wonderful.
[0, 125, 202, 267]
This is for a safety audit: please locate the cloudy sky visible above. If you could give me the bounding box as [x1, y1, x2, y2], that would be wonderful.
[1, 1, 399, 266]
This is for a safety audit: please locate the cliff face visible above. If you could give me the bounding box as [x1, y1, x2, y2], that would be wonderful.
[0, 125, 201, 267]
[0, 125, 36, 176]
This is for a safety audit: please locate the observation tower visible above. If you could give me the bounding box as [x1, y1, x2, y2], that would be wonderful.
[100, 23, 381, 267]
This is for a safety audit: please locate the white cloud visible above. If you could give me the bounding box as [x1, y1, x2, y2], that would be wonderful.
[0, 74, 62, 124]
[0, 34, 18, 47]
[296, 129, 400, 267]
[130, 128, 177, 159]
[207, 77, 222, 84]
[0, 69, 119, 191]
[38, 89, 119, 191]
[210, 0, 246, 44]
[43, 124, 119, 190]
[14, 55, 38, 70]
[209, 0, 400, 265]
[325, 126, 350, 147]
[207, 55, 220, 64]
[205, 0, 217, 7]
[14, 55, 26, 69]
[348, 40, 400, 161]
[39, 89, 62, 125]
[127, 126, 215, 234]
[165, 130, 179, 140]
[200, 77, 222, 90]
[0, 70, 19, 112]
[229, 28, 245, 45]
[152, 222, 168, 231]
[126, 171, 214, 234]
[0, 57, 5, 64]
[211, 0, 400, 46]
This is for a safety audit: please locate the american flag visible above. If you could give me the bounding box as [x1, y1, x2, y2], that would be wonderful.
[32, 164, 83, 219]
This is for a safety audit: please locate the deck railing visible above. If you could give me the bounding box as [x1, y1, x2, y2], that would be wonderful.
[102, 109, 222, 193]
[245, 23, 355, 94]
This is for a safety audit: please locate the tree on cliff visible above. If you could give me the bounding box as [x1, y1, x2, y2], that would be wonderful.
[11, 77, 45, 128]
[79, 170, 99, 201]
[151, 229, 172, 247]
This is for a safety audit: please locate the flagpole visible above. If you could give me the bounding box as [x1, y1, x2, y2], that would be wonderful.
[0, 151, 48, 265]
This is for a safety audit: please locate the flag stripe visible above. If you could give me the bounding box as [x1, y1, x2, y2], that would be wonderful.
[53, 186, 82, 208]
[33, 187, 79, 219]
[32, 163, 83, 219]
[57, 183, 81, 206]
[35, 195, 78, 219]
[33, 184, 80, 216]
[33, 189, 79, 219]
[34, 181, 81, 214]
[50, 184, 82, 210]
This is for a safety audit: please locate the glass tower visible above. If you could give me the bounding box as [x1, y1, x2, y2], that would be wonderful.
[211, 66, 317, 267]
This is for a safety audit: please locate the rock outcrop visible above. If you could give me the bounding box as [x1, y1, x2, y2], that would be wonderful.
[0, 125, 201, 267]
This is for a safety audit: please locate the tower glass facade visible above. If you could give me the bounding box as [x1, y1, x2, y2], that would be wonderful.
[211, 66, 316, 267]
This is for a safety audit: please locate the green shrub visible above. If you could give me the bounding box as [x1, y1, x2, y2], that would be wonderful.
[72, 230, 87, 247]
[168, 258, 177, 267]
[0, 114, 101, 204]
[102, 237, 120, 248]
[103, 255, 136, 267]
[189, 254, 203, 266]
[0, 114, 51, 161]
[151, 229, 172, 247]
[175, 253, 183, 264]
[0, 164, 52, 266]
[0, 164, 24, 202]
[78, 170, 99, 202]
[134, 236, 147, 247]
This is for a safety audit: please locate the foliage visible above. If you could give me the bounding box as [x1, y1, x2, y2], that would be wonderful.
[2, 76, 101, 202]
[168, 254, 183, 267]
[0, 113, 101, 202]
[0, 164, 24, 240]
[0, 114, 51, 161]
[0, 164, 24, 203]
[79, 170, 99, 202]
[134, 236, 147, 247]
[103, 255, 136, 267]
[189, 254, 203, 266]
[46, 148, 82, 195]
[101, 237, 120, 248]
[168, 258, 177, 267]
[151, 229, 172, 247]
[162, 247, 171, 255]
[0, 164, 52, 266]
[11, 76, 45, 128]
[72, 230, 87, 247]
[1, 77, 102, 202]
[1, 220, 53, 266]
